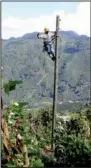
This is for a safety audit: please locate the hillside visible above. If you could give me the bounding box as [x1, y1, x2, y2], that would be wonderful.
[2, 31, 90, 108]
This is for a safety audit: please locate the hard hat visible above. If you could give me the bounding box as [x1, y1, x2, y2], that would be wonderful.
[44, 27, 49, 32]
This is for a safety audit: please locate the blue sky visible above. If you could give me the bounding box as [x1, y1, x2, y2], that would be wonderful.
[2, 2, 80, 18]
[2, 2, 90, 39]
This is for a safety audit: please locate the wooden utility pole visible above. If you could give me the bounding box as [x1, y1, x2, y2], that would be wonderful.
[52, 15, 60, 151]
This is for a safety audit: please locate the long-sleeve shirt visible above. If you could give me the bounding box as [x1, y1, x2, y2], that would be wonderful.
[38, 32, 55, 43]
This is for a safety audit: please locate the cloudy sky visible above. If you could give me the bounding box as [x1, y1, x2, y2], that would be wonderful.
[2, 2, 90, 39]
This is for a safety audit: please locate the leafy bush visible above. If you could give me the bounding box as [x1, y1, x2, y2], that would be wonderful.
[39, 107, 52, 128]
[31, 158, 44, 167]
[66, 113, 90, 137]
[54, 129, 91, 167]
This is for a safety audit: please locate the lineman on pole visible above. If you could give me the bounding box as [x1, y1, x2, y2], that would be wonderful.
[37, 27, 56, 61]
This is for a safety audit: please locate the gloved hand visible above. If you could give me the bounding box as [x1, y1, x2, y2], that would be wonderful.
[37, 33, 39, 38]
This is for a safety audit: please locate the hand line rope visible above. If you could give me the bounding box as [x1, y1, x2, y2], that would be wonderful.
[27, 65, 54, 101]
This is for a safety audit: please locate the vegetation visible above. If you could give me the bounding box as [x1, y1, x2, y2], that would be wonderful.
[1, 80, 91, 167]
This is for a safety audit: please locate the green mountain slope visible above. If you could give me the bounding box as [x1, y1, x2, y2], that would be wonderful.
[2, 31, 90, 107]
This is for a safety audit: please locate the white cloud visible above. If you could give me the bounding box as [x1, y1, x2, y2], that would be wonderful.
[2, 2, 90, 39]
[61, 2, 90, 36]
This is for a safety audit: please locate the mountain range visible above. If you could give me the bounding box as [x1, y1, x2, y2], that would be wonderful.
[2, 30, 90, 108]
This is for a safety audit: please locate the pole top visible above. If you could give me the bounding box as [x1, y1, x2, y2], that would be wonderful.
[56, 15, 61, 19]
[56, 15, 61, 30]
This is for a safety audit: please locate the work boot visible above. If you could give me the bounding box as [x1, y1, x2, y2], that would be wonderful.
[52, 56, 55, 61]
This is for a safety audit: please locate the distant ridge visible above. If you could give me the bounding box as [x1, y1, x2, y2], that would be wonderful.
[3, 30, 89, 41]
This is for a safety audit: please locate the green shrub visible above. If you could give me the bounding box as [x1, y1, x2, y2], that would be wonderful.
[54, 129, 91, 167]
[31, 158, 44, 167]
[66, 113, 90, 137]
